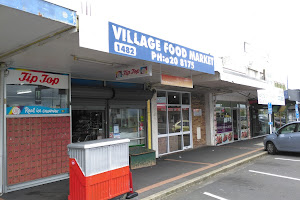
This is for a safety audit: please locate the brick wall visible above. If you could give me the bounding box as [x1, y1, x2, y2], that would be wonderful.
[191, 93, 206, 148]
[6, 116, 70, 185]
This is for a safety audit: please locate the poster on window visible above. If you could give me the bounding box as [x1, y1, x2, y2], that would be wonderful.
[241, 130, 249, 140]
[215, 132, 233, 145]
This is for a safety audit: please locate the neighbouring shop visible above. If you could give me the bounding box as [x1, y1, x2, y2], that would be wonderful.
[157, 90, 192, 155]
[249, 100, 292, 137]
[250, 102, 270, 137]
[215, 101, 249, 145]
[71, 79, 153, 147]
[5, 68, 70, 191]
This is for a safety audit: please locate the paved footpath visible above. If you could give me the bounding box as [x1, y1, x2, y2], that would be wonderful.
[1, 137, 266, 200]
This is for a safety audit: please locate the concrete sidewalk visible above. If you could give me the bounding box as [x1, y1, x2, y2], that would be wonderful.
[1, 137, 266, 200]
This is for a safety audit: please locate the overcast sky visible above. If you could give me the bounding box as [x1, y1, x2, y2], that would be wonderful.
[48, 0, 300, 89]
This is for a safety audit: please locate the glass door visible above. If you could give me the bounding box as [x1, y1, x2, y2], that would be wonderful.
[239, 104, 249, 139]
[157, 91, 192, 156]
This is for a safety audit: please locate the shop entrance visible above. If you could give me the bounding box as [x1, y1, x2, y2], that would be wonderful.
[157, 91, 192, 155]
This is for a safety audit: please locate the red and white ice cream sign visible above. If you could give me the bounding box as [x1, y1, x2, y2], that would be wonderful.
[6, 69, 68, 89]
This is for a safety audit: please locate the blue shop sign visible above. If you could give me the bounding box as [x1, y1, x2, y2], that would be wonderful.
[109, 22, 214, 74]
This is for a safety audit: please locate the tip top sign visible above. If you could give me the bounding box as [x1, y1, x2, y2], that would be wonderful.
[115, 65, 152, 80]
[6, 69, 69, 89]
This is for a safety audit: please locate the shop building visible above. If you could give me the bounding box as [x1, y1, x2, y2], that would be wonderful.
[71, 79, 153, 146]
[0, 0, 282, 193]
[0, 0, 77, 193]
[0, 0, 216, 192]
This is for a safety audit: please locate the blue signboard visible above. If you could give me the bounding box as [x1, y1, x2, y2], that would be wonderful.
[295, 104, 299, 113]
[7, 106, 69, 115]
[0, 0, 76, 26]
[296, 112, 299, 119]
[268, 102, 272, 114]
[109, 22, 214, 74]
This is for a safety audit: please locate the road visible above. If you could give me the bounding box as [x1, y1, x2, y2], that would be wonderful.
[168, 152, 300, 200]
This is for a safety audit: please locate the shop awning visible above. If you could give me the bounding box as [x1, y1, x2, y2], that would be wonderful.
[0, 0, 76, 62]
[0, 0, 264, 94]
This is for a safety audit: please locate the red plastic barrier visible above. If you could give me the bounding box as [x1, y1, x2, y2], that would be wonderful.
[68, 158, 130, 200]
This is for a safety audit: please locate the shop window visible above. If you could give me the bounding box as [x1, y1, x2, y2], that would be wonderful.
[6, 85, 69, 115]
[182, 107, 190, 132]
[182, 93, 190, 105]
[216, 106, 232, 133]
[157, 91, 167, 134]
[274, 112, 286, 129]
[168, 92, 180, 104]
[109, 108, 146, 146]
[72, 110, 104, 143]
[240, 104, 248, 130]
[252, 108, 269, 137]
[157, 91, 167, 104]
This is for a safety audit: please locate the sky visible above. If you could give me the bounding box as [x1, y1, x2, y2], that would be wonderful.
[47, 0, 300, 89]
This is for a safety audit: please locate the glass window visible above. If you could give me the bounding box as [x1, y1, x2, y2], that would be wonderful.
[168, 92, 180, 104]
[216, 106, 232, 133]
[240, 104, 248, 130]
[182, 93, 190, 105]
[6, 84, 69, 114]
[109, 108, 146, 146]
[279, 123, 297, 134]
[157, 91, 167, 135]
[168, 106, 181, 133]
[274, 111, 286, 129]
[157, 91, 167, 104]
[72, 110, 104, 142]
[182, 107, 190, 132]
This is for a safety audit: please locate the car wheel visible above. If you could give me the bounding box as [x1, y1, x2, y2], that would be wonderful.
[267, 142, 277, 155]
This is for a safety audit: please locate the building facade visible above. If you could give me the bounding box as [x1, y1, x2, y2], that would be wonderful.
[0, 0, 281, 193]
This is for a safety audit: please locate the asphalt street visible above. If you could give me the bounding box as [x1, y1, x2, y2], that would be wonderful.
[169, 152, 300, 200]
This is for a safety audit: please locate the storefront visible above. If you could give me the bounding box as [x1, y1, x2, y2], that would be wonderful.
[71, 79, 152, 147]
[215, 101, 249, 145]
[156, 90, 192, 155]
[4, 68, 71, 191]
